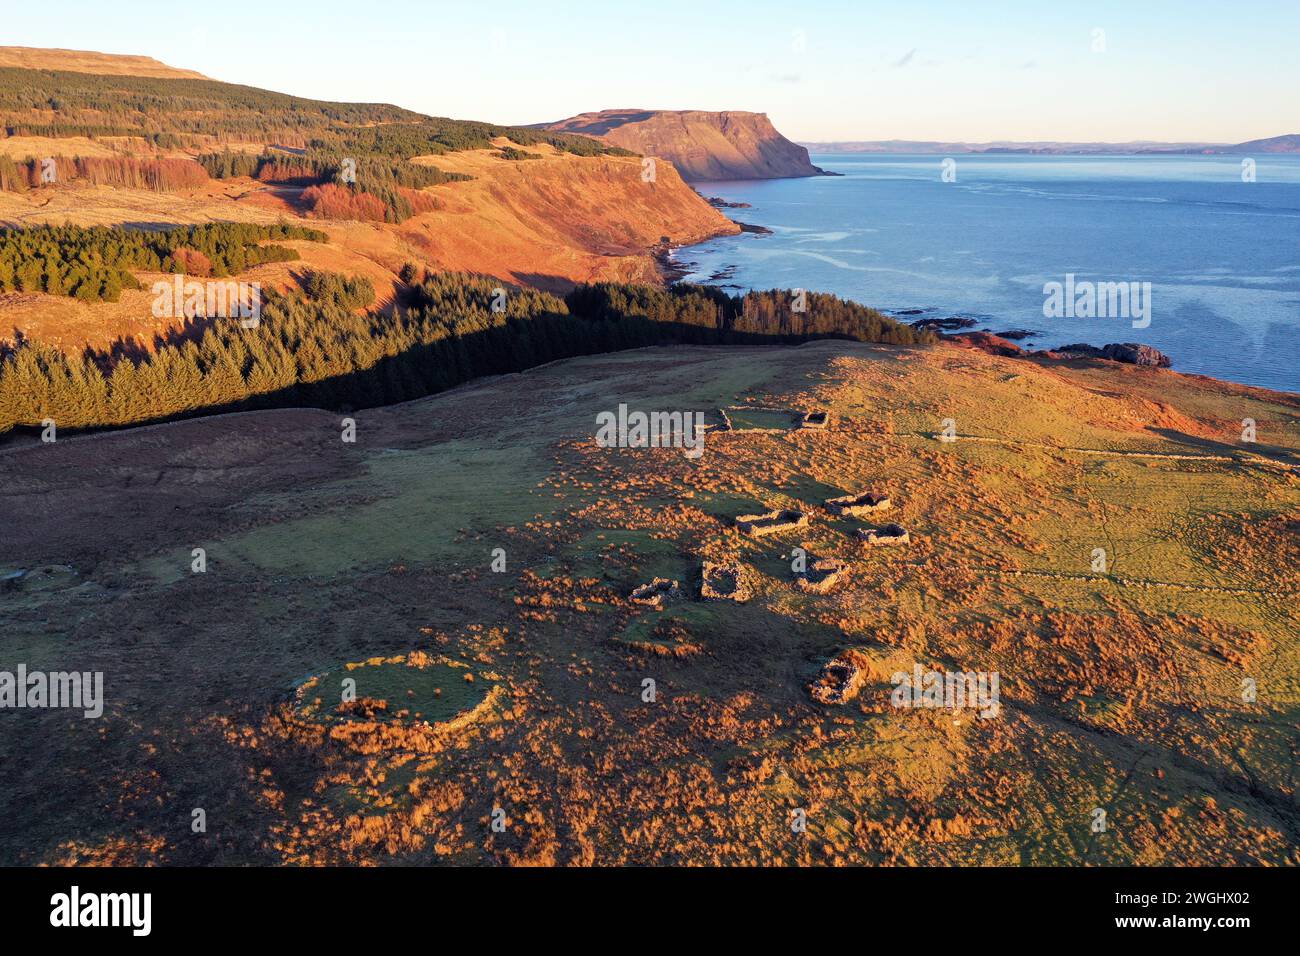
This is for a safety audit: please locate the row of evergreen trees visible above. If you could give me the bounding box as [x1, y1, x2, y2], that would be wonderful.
[327, 120, 630, 160]
[0, 269, 935, 435]
[0, 66, 629, 159]
[497, 147, 543, 161]
[302, 270, 376, 311]
[567, 283, 936, 345]
[0, 66, 422, 145]
[197, 151, 468, 189]
[0, 223, 326, 302]
[196, 150, 470, 223]
[1, 126, 188, 148]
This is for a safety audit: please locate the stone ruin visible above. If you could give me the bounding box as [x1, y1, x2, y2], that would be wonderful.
[721, 404, 800, 433]
[857, 523, 911, 546]
[794, 557, 847, 594]
[824, 491, 891, 517]
[629, 577, 683, 608]
[809, 653, 867, 705]
[800, 410, 831, 430]
[735, 508, 809, 537]
[700, 561, 751, 602]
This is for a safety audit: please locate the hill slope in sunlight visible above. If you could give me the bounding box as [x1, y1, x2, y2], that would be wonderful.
[0, 46, 207, 79]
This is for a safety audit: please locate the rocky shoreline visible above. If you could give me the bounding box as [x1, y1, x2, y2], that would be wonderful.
[662, 234, 1174, 371]
[899, 315, 1172, 368]
[945, 330, 1173, 368]
[655, 213, 769, 283]
[704, 196, 751, 209]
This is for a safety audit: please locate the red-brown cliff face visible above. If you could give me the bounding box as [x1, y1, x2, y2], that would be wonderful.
[543, 109, 826, 181]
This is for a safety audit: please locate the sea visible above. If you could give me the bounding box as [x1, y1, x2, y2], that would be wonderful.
[671, 154, 1300, 392]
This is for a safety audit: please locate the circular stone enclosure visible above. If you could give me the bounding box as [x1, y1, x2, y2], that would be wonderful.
[294, 653, 494, 726]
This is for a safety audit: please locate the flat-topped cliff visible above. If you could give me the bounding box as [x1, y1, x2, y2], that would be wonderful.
[543, 109, 826, 181]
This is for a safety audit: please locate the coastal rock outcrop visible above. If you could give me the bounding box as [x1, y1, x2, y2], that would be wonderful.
[1054, 342, 1172, 367]
[1101, 343, 1173, 367]
[947, 331, 1026, 358]
[950, 333, 1173, 368]
[909, 316, 978, 332]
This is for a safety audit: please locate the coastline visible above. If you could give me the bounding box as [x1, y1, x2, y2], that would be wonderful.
[657, 207, 1300, 396]
[662, 155, 1300, 393]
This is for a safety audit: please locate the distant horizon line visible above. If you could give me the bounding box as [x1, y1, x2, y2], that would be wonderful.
[797, 135, 1297, 147]
[794, 134, 1299, 156]
[1, 45, 1294, 151]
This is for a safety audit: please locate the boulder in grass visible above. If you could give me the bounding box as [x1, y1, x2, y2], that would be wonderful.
[629, 578, 682, 608]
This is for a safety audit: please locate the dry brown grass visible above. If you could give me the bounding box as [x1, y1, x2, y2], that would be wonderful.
[0, 46, 205, 79]
[0, 139, 738, 351]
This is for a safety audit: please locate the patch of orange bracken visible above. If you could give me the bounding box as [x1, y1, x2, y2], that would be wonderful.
[46, 833, 168, 866]
[0, 140, 738, 351]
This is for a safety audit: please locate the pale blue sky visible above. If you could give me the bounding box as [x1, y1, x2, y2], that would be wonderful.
[8, 0, 1298, 142]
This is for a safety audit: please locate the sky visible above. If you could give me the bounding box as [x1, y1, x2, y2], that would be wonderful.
[7, 0, 1299, 143]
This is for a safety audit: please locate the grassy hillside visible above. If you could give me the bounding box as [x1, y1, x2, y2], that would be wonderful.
[1, 340, 1294, 865]
[0, 66, 631, 156]
[0, 264, 933, 434]
[0, 139, 741, 343]
[0, 46, 207, 79]
[0, 63, 637, 224]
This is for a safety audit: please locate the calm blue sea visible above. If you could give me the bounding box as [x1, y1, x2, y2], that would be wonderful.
[673, 154, 1300, 392]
